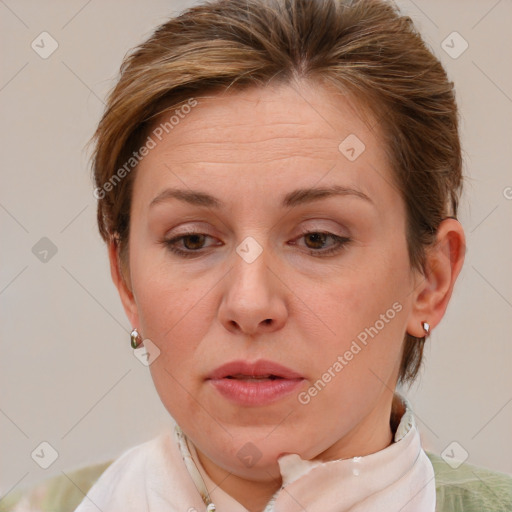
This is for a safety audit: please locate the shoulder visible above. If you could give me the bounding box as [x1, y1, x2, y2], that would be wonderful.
[0, 435, 163, 512]
[0, 460, 114, 512]
[426, 451, 512, 512]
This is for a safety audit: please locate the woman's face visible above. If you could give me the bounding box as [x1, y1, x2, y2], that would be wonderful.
[118, 81, 423, 480]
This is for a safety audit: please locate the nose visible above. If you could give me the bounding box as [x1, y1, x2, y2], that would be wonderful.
[218, 245, 288, 336]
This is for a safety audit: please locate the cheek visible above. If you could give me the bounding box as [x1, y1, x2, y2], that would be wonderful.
[136, 278, 212, 356]
[307, 248, 410, 375]
[131, 262, 216, 421]
[318, 264, 405, 337]
[129, 246, 210, 360]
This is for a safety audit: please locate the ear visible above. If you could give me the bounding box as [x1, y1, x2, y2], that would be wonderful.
[406, 218, 466, 337]
[108, 236, 139, 329]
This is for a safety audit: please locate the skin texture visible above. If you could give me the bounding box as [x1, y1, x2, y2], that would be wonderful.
[108, 79, 466, 511]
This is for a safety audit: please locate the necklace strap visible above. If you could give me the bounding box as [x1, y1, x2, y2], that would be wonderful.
[175, 424, 217, 512]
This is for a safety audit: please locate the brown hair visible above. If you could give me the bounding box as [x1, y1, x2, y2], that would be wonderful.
[89, 0, 463, 385]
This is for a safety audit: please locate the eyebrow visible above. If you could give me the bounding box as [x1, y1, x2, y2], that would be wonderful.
[149, 184, 373, 209]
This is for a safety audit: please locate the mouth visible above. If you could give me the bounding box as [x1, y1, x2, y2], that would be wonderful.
[207, 359, 303, 380]
[225, 374, 284, 381]
[207, 360, 304, 406]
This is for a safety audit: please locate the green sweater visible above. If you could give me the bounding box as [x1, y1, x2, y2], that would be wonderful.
[1, 452, 511, 511]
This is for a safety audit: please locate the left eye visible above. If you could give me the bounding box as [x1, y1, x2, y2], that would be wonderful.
[161, 231, 351, 258]
[291, 231, 351, 256]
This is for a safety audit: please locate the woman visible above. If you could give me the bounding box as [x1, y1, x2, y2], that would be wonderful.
[5, 0, 510, 511]
[78, 0, 511, 510]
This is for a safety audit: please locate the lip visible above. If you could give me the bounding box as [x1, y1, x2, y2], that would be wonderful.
[207, 359, 304, 406]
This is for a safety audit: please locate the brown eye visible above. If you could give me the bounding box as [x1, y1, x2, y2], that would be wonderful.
[303, 232, 329, 250]
[293, 231, 352, 257]
[162, 232, 217, 258]
[181, 234, 207, 250]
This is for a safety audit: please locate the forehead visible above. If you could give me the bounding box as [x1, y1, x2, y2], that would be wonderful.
[133, 80, 399, 214]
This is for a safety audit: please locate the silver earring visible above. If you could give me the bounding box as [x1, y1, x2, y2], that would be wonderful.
[130, 328, 142, 349]
[422, 321, 430, 335]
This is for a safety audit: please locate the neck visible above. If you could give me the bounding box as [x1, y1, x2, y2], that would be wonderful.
[195, 449, 282, 512]
[315, 392, 395, 462]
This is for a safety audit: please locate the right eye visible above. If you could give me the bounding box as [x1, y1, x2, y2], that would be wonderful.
[162, 232, 219, 258]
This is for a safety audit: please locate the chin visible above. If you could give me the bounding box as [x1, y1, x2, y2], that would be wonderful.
[194, 424, 322, 478]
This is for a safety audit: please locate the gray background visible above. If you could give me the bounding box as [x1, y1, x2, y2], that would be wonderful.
[1, 0, 511, 498]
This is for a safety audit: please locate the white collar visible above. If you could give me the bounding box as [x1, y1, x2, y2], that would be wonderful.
[177, 393, 436, 512]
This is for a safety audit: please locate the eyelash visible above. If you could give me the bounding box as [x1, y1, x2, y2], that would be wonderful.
[161, 230, 351, 259]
